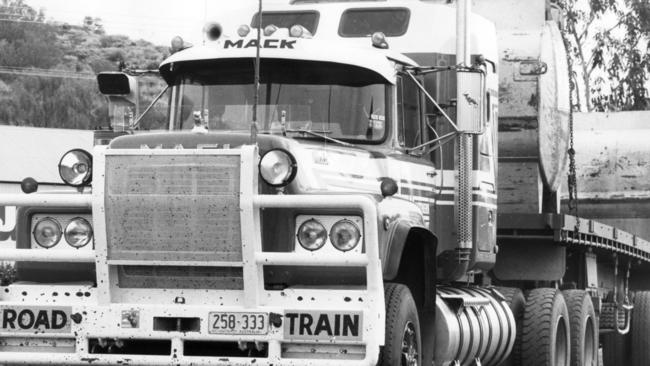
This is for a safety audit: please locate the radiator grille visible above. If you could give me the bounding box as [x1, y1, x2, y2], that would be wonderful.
[105, 154, 242, 262]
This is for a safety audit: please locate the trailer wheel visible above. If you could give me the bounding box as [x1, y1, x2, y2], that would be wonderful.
[495, 287, 525, 366]
[379, 283, 421, 366]
[631, 291, 650, 366]
[522, 288, 570, 366]
[562, 290, 597, 366]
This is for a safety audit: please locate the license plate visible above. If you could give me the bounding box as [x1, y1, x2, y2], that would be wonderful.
[0, 306, 72, 333]
[208, 312, 268, 335]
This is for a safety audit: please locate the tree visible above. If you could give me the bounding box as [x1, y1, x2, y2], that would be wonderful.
[0, 0, 167, 129]
[556, 0, 650, 111]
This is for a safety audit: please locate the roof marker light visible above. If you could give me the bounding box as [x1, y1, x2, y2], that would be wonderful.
[238, 24, 251, 37]
[371, 32, 389, 49]
[170, 36, 185, 53]
[204, 22, 223, 41]
[289, 24, 312, 38]
[264, 24, 278, 36]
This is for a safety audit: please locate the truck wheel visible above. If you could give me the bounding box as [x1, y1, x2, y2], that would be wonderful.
[522, 288, 570, 366]
[601, 333, 629, 366]
[631, 291, 650, 366]
[379, 283, 421, 366]
[562, 290, 597, 366]
[495, 287, 525, 366]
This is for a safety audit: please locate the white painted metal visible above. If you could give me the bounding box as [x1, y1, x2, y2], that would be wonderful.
[161, 38, 415, 84]
[0, 249, 94, 262]
[0, 194, 90, 208]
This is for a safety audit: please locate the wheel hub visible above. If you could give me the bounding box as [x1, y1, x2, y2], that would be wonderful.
[401, 321, 419, 366]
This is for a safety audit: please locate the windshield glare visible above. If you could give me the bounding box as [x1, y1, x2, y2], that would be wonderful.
[172, 61, 388, 143]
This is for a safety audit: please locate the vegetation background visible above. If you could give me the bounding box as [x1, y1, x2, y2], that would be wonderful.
[0, 0, 169, 130]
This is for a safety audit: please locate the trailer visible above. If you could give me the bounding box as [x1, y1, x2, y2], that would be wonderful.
[0, 1, 648, 365]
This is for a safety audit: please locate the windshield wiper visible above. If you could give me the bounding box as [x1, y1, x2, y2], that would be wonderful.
[284, 128, 353, 147]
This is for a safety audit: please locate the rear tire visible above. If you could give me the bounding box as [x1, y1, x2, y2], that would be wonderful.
[495, 287, 525, 366]
[631, 291, 650, 366]
[562, 290, 598, 366]
[601, 332, 629, 366]
[379, 283, 421, 366]
[522, 288, 570, 366]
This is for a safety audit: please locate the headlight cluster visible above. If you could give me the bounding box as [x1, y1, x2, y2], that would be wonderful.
[33, 216, 93, 249]
[297, 217, 362, 252]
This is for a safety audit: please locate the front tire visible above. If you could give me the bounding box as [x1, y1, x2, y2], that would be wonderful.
[563, 290, 598, 366]
[379, 283, 421, 366]
[522, 288, 570, 366]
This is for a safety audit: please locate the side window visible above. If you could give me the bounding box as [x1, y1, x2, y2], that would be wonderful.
[397, 75, 422, 148]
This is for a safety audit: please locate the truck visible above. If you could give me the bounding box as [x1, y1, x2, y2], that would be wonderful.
[0, 0, 648, 365]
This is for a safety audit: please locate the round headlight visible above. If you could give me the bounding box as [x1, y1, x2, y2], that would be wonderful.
[329, 220, 361, 252]
[59, 149, 92, 186]
[33, 217, 62, 248]
[259, 149, 297, 187]
[65, 218, 93, 248]
[297, 219, 327, 251]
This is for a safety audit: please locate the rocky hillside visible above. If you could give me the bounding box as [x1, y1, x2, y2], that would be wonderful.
[0, 0, 169, 130]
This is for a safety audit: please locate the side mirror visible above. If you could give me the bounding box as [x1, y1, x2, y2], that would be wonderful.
[456, 70, 486, 134]
[97, 72, 137, 95]
[97, 72, 140, 131]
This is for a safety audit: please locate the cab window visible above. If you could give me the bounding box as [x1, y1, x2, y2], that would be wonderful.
[251, 11, 319, 34]
[397, 74, 422, 148]
[339, 8, 410, 37]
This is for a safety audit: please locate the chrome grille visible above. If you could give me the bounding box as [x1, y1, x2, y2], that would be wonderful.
[105, 154, 242, 262]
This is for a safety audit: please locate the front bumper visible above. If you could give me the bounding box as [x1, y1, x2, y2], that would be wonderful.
[0, 283, 380, 366]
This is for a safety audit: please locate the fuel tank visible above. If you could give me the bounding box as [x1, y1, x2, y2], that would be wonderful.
[434, 287, 515, 366]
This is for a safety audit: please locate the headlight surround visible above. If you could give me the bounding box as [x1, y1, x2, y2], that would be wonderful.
[64, 217, 93, 248]
[297, 219, 328, 251]
[33, 217, 62, 248]
[329, 219, 361, 252]
[58, 149, 92, 186]
[259, 149, 297, 187]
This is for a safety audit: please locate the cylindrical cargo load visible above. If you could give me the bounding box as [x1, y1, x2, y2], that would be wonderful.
[562, 112, 650, 240]
[435, 287, 516, 366]
[497, 21, 570, 214]
[474, 0, 571, 213]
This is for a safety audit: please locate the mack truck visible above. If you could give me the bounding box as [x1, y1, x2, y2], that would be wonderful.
[1, 0, 650, 365]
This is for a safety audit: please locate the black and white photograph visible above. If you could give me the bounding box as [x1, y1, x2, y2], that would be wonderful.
[0, 0, 649, 365]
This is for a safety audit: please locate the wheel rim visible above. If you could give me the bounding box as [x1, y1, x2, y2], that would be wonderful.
[401, 321, 419, 366]
[584, 316, 596, 366]
[555, 317, 568, 366]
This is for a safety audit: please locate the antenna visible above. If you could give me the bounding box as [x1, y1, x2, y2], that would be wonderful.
[251, 0, 263, 144]
[202, 0, 207, 45]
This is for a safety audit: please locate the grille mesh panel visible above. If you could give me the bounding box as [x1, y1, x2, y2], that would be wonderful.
[105, 154, 242, 262]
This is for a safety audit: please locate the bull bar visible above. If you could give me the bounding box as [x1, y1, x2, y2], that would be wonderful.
[0, 190, 385, 366]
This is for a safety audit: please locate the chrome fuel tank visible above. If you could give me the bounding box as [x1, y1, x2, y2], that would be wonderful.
[435, 287, 516, 366]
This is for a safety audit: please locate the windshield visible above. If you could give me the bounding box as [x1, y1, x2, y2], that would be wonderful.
[171, 59, 389, 143]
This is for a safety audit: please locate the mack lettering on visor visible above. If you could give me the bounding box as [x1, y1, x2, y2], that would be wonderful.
[224, 39, 296, 49]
